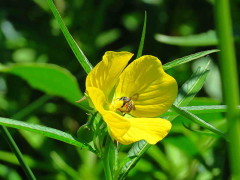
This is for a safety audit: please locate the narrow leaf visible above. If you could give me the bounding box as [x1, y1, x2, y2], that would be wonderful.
[175, 57, 211, 105]
[163, 49, 219, 70]
[171, 105, 227, 138]
[47, 0, 92, 73]
[162, 105, 234, 116]
[0, 117, 96, 153]
[0, 63, 90, 111]
[166, 57, 211, 121]
[155, 30, 218, 46]
[136, 11, 147, 58]
[119, 140, 150, 180]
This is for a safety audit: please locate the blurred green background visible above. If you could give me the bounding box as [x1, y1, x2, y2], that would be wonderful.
[0, 0, 238, 179]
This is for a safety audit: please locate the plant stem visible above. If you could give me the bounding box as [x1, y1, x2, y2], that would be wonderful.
[214, 0, 240, 179]
[0, 126, 36, 180]
[102, 136, 116, 180]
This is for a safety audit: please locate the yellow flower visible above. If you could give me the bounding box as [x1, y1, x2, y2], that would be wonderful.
[86, 51, 178, 145]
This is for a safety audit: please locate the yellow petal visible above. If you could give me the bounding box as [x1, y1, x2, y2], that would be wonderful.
[103, 112, 171, 145]
[86, 87, 106, 114]
[103, 112, 130, 137]
[87, 87, 130, 137]
[114, 55, 178, 117]
[86, 51, 133, 101]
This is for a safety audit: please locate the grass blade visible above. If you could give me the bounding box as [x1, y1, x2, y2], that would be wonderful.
[0, 117, 96, 153]
[0, 126, 36, 180]
[163, 49, 219, 70]
[47, 0, 92, 74]
[136, 11, 147, 58]
[171, 105, 226, 138]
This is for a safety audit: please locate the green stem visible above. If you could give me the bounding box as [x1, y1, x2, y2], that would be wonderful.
[0, 126, 36, 180]
[215, 0, 240, 179]
[102, 136, 116, 180]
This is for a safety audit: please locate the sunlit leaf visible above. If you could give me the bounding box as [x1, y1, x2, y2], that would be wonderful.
[0, 63, 89, 111]
[193, 59, 222, 100]
[163, 49, 219, 70]
[155, 30, 217, 46]
[173, 57, 211, 108]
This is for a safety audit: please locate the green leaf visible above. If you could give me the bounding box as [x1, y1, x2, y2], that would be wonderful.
[155, 30, 218, 46]
[136, 11, 147, 58]
[0, 63, 89, 111]
[171, 105, 227, 138]
[119, 140, 150, 180]
[193, 58, 222, 100]
[163, 49, 219, 71]
[166, 57, 211, 121]
[174, 57, 211, 105]
[47, 0, 92, 74]
[0, 117, 96, 153]
[162, 105, 234, 116]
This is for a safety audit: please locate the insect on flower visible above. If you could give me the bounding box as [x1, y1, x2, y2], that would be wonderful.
[113, 94, 139, 114]
[85, 51, 178, 145]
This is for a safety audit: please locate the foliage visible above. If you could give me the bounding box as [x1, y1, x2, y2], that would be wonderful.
[0, 0, 239, 179]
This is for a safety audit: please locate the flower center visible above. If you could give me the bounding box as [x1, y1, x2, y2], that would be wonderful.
[110, 96, 135, 114]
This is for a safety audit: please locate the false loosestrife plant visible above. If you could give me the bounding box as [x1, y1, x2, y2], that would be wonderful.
[0, 1, 230, 179]
[78, 51, 177, 179]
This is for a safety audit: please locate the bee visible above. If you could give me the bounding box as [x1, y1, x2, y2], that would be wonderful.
[116, 94, 139, 114]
